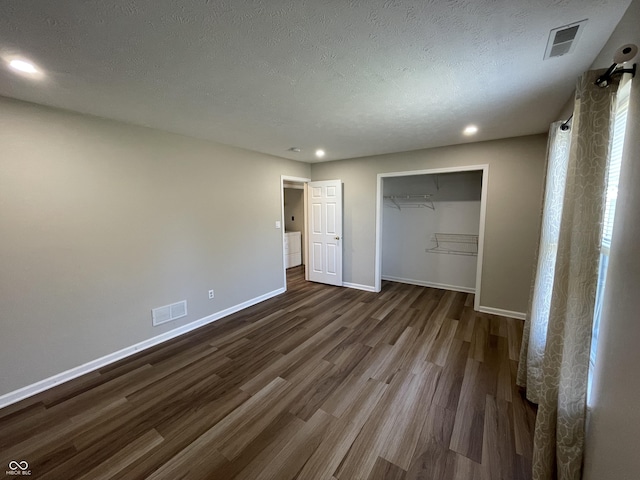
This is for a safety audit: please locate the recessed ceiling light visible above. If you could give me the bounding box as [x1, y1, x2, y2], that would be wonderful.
[9, 59, 39, 74]
[288, 147, 301, 152]
[315, 149, 325, 158]
[463, 125, 478, 135]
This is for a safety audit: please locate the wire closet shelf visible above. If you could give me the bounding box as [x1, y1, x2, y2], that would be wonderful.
[384, 194, 435, 211]
[426, 233, 479, 256]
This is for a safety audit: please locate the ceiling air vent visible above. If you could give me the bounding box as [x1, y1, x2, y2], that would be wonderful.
[544, 20, 588, 60]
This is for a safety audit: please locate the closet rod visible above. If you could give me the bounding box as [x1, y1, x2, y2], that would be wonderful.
[384, 194, 433, 199]
[384, 194, 435, 211]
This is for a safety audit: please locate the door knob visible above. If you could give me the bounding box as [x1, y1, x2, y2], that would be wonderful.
[335, 236, 340, 240]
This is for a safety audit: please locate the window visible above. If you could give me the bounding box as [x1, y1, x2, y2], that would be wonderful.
[588, 79, 631, 404]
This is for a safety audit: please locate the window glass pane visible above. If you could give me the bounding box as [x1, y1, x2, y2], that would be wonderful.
[602, 89, 629, 250]
[588, 80, 631, 405]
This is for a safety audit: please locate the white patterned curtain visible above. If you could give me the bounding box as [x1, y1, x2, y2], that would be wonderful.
[517, 70, 619, 480]
[517, 122, 571, 404]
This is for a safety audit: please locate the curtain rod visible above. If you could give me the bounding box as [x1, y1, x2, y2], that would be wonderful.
[560, 114, 573, 131]
[595, 63, 636, 88]
[560, 44, 637, 131]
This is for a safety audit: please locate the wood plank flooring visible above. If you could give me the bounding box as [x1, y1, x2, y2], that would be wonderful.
[0, 267, 536, 479]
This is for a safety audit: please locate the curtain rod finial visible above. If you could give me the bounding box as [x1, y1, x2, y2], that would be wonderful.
[595, 63, 636, 88]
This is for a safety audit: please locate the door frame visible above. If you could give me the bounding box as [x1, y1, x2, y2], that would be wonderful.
[281, 175, 311, 290]
[374, 164, 489, 312]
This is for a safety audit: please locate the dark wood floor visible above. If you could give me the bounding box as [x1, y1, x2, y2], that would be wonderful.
[0, 267, 536, 479]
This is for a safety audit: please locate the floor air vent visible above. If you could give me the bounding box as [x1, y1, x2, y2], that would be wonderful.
[152, 300, 188, 326]
[544, 20, 587, 59]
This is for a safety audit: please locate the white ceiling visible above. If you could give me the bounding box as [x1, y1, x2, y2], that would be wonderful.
[0, 0, 632, 162]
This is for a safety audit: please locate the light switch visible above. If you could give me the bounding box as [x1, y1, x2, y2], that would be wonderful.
[275, 221, 281, 229]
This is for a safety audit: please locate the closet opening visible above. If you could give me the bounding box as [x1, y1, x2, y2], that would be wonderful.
[281, 175, 311, 290]
[374, 165, 488, 311]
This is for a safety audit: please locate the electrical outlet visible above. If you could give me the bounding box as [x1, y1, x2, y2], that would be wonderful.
[208, 289, 214, 299]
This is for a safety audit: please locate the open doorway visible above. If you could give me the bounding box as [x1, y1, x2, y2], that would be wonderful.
[374, 165, 488, 311]
[281, 175, 310, 290]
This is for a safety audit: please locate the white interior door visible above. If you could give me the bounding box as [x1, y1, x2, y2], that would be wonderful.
[307, 180, 343, 286]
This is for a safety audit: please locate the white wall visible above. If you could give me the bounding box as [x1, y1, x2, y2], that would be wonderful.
[583, 1, 640, 477]
[0, 96, 310, 398]
[284, 188, 304, 233]
[284, 188, 304, 241]
[284, 187, 305, 263]
[382, 171, 481, 291]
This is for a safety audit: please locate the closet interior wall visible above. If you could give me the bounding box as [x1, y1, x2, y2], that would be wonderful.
[382, 171, 482, 292]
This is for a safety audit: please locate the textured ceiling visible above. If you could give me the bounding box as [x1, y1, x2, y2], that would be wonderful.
[0, 0, 632, 162]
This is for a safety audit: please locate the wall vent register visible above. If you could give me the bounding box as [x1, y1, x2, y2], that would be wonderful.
[152, 300, 188, 326]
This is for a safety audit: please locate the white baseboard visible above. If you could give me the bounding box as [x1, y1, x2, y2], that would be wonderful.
[343, 282, 377, 292]
[382, 275, 475, 294]
[0, 287, 285, 410]
[477, 305, 526, 320]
